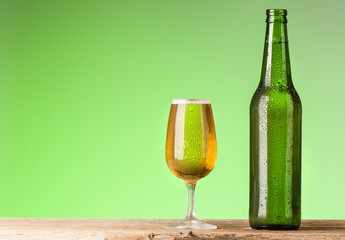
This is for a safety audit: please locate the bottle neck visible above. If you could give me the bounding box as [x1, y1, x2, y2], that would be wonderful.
[260, 18, 292, 87]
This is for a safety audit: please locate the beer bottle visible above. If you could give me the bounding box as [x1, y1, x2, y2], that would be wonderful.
[249, 9, 302, 230]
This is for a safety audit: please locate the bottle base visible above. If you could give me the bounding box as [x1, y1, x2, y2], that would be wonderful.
[250, 224, 300, 230]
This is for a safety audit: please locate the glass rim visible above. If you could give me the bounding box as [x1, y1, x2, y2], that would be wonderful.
[171, 99, 211, 104]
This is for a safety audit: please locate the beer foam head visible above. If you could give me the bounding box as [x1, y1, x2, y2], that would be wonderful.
[172, 99, 211, 104]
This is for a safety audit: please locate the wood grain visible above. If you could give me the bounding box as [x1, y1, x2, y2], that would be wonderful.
[0, 219, 344, 240]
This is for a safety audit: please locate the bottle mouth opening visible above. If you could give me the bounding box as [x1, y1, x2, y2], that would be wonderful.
[266, 9, 287, 16]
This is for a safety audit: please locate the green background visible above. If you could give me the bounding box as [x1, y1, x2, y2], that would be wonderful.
[0, 0, 344, 219]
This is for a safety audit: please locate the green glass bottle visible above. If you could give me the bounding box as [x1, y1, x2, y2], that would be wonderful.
[249, 9, 302, 230]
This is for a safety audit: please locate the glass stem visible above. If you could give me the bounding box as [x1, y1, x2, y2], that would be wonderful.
[185, 183, 197, 220]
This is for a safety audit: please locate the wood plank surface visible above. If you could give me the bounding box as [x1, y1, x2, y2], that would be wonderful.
[0, 219, 344, 240]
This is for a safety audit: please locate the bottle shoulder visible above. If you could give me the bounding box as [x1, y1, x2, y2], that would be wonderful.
[250, 85, 302, 108]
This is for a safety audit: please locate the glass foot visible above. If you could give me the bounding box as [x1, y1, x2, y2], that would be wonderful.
[165, 218, 217, 230]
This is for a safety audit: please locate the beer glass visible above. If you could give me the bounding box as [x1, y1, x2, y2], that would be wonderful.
[165, 99, 217, 229]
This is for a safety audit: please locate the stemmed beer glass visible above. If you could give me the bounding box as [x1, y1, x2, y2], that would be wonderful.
[165, 99, 217, 230]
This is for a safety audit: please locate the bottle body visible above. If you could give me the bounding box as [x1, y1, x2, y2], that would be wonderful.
[250, 86, 301, 229]
[249, 9, 302, 230]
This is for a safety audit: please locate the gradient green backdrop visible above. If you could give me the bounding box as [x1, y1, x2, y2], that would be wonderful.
[0, 0, 344, 219]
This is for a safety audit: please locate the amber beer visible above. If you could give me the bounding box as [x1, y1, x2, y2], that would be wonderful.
[166, 99, 217, 184]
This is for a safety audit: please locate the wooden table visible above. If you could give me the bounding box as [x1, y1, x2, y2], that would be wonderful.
[0, 219, 344, 239]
